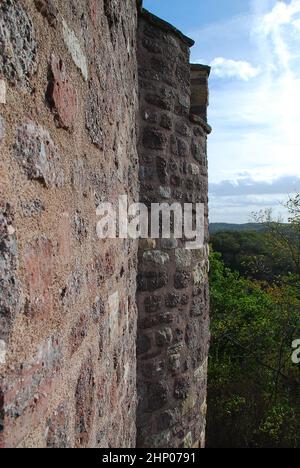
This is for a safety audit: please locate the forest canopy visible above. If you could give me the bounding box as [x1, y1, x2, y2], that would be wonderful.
[207, 194, 300, 448]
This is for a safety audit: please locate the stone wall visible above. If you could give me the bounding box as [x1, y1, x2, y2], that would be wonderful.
[136, 10, 211, 449]
[0, 0, 211, 449]
[0, 0, 139, 448]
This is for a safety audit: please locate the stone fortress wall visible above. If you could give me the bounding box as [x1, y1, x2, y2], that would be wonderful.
[0, 0, 210, 448]
[136, 9, 211, 448]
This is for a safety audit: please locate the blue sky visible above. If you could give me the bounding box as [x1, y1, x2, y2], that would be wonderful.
[143, 0, 300, 223]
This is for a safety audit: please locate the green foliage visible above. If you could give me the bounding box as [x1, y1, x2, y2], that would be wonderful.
[207, 251, 300, 448]
[210, 230, 296, 281]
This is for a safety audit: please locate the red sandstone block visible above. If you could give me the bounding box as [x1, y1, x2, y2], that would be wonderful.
[48, 55, 78, 131]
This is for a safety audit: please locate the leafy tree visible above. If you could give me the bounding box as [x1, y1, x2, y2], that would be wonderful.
[208, 194, 300, 447]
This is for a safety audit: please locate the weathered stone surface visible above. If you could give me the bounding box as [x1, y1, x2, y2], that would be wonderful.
[70, 314, 88, 356]
[46, 403, 70, 448]
[103, 0, 119, 33]
[137, 334, 152, 355]
[0, 0, 37, 89]
[137, 271, 168, 292]
[174, 270, 192, 289]
[0, 116, 5, 143]
[137, 10, 210, 449]
[160, 114, 172, 130]
[0, 340, 6, 365]
[0, 81, 6, 104]
[47, 55, 78, 130]
[171, 135, 188, 158]
[57, 212, 72, 266]
[24, 237, 54, 319]
[74, 210, 88, 243]
[89, 0, 98, 28]
[158, 186, 171, 199]
[157, 409, 178, 431]
[3, 335, 62, 446]
[86, 79, 103, 149]
[14, 122, 64, 188]
[143, 250, 170, 266]
[143, 109, 158, 124]
[142, 37, 162, 54]
[156, 156, 169, 185]
[91, 296, 105, 323]
[34, 0, 58, 27]
[191, 140, 205, 162]
[143, 128, 167, 150]
[71, 155, 85, 189]
[165, 293, 180, 309]
[75, 356, 95, 448]
[174, 377, 190, 400]
[108, 291, 119, 342]
[193, 261, 207, 285]
[175, 122, 190, 137]
[145, 90, 172, 111]
[190, 285, 208, 317]
[147, 430, 171, 447]
[144, 295, 162, 314]
[189, 162, 200, 176]
[175, 249, 192, 268]
[147, 382, 169, 412]
[21, 200, 45, 217]
[155, 328, 173, 347]
[183, 431, 193, 448]
[0, 0, 209, 450]
[168, 353, 181, 372]
[139, 165, 155, 181]
[62, 19, 88, 81]
[0, 203, 22, 343]
[60, 263, 86, 309]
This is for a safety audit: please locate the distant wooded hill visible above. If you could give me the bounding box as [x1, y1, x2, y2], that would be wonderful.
[210, 223, 268, 234]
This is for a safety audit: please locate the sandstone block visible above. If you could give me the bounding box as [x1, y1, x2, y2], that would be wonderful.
[62, 19, 88, 81]
[48, 55, 78, 130]
[14, 122, 64, 188]
[143, 250, 170, 266]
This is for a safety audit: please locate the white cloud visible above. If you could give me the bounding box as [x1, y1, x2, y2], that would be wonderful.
[209, 57, 261, 81]
[293, 18, 300, 27]
[190, 1, 300, 222]
[261, 0, 300, 32]
[256, 0, 300, 70]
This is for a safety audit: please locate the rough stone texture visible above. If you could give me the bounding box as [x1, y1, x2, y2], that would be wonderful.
[46, 402, 71, 448]
[62, 18, 88, 81]
[34, 0, 58, 27]
[0, 0, 37, 90]
[0, 81, 6, 104]
[14, 122, 64, 188]
[0, 203, 22, 344]
[24, 237, 54, 319]
[47, 55, 78, 130]
[136, 9, 211, 449]
[75, 356, 95, 448]
[0, 0, 210, 449]
[0, 0, 139, 448]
